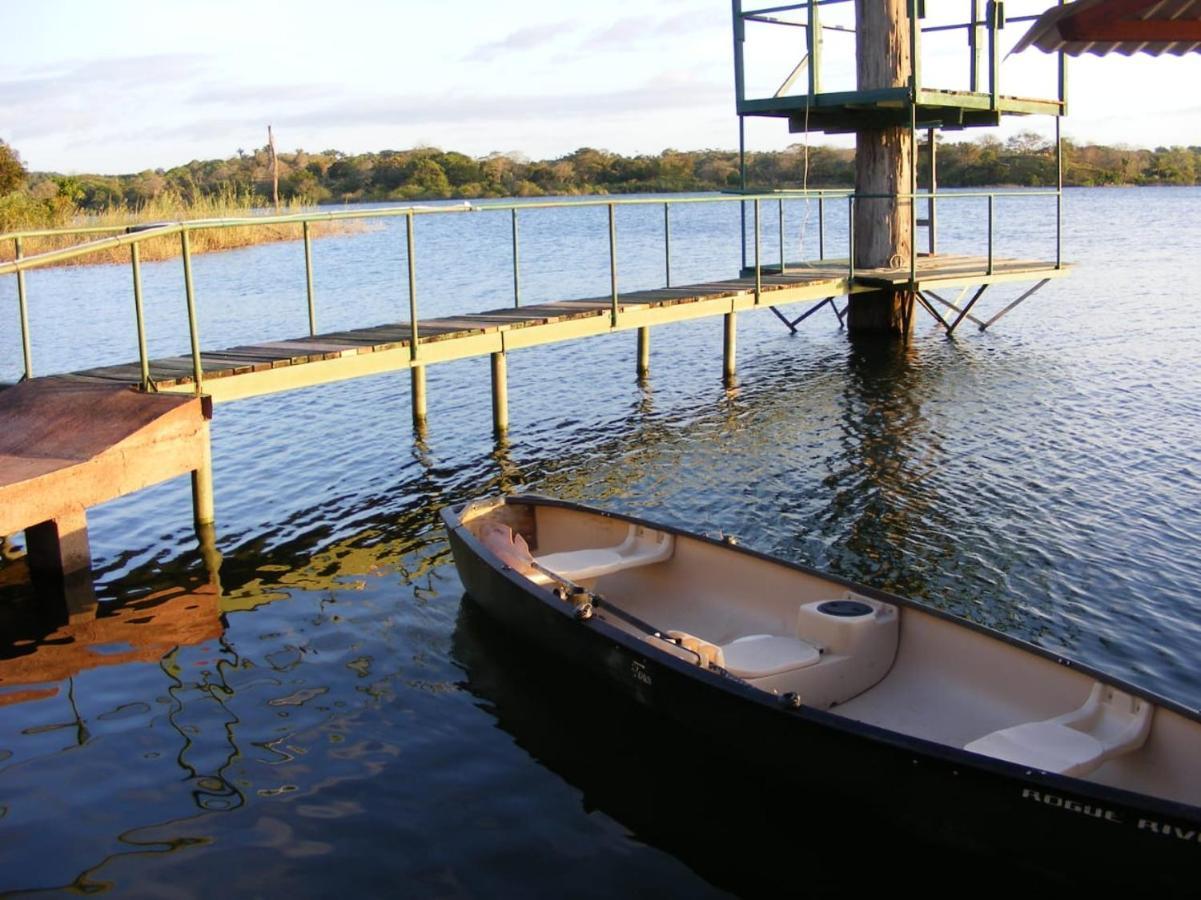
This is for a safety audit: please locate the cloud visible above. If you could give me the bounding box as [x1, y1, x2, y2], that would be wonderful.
[579, 10, 721, 51]
[466, 22, 575, 62]
[154, 74, 732, 141]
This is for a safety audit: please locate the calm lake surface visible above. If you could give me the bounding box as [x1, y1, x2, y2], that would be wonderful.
[1, 187, 1199, 895]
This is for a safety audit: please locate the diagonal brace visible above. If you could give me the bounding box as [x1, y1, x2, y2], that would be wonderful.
[924, 287, 988, 330]
[947, 284, 989, 335]
[913, 292, 951, 331]
[770, 297, 834, 334]
[980, 279, 1051, 331]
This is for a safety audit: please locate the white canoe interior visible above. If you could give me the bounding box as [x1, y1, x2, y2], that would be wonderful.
[461, 499, 1201, 808]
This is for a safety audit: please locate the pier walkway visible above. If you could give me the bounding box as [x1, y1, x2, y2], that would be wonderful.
[50, 253, 1062, 405]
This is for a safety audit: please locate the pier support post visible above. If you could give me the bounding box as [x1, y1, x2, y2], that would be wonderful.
[637, 327, 650, 377]
[723, 313, 737, 383]
[411, 365, 428, 428]
[491, 351, 509, 435]
[191, 432, 215, 530]
[848, 0, 916, 337]
[25, 507, 96, 622]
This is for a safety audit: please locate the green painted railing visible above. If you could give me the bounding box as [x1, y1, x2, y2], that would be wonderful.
[2, 187, 1057, 391]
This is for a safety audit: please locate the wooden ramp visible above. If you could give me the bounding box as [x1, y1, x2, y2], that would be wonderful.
[57, 254, 1066, 404]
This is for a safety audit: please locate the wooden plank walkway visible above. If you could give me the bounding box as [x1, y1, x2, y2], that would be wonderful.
[50, 254, 1066, 404]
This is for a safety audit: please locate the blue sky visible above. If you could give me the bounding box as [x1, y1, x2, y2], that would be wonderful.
[2, 0, 1198, 173]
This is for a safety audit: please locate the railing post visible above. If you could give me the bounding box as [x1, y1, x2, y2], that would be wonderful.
[14, 237, 32, 380]
[847, 196, 855, 281]
[988, 0, 1001, 110]
[778, 199, 786, 274]
[818, 194, 825, 260]
[1055, 117, 1063, 270]
[303, 220, 317, 335]
[511, 208, 521, 307]
[608, 203, 619, 327]
[753, 197, 761, 303]
[130, 242, 150, 390]
[180, 229, 203, 395]
[406, 211, 425, 428]
[406, 212, 419, 356]
[663, 202, 671, 287]
[987, 194, 995, 275]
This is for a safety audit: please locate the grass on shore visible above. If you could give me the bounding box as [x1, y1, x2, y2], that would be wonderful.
[0, 190, 364, 268]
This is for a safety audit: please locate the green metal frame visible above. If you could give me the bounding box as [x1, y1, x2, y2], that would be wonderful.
[2, 187, 1060, 387]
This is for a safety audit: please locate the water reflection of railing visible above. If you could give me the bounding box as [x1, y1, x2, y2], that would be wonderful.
[1, 187, 1059, 388]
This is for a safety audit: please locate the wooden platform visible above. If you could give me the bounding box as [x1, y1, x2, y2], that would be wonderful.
[52, 254, 1066, 405]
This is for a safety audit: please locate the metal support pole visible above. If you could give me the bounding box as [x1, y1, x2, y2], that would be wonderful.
[723, 312, 736, 382]
[988, 0, 1000, 110]
[778, 199, 786, 274]
[970, 0, 982, 92]
[180, 229, 203, 394]
[15, 237, 32, 381]
[303, 220, 316, 335]
[491, 351, 508, 435]
[1055, 116, 1063, 270]
[410, 365, 427, 428]
[987, 194, 995, 275]
[663, 202, 671, 287]
[130, 243, 150, 390]
[739, 116, 747, 270]
[818, 194, 825, 259]
[637, 327, 650, 376]
[807, 0, 823, 95]
[753, 198, 761, 303]
[191, 430, 215, 528]
[927, 128, 937, 255]
[947, 284, 989, 335]
[847, 196, 855, 280]
[511, 208, 521, 307]
[608, 203, 619, 327]
[406, 212, 419, 358]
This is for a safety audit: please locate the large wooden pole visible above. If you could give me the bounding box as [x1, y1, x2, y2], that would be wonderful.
[849, 0, 915, 335]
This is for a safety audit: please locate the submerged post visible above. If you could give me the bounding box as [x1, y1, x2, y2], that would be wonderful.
[637, 327, 650, 377]
[191, 427, 215, 530]
[411, 365, 427, 428]
[491, 351, 508, 435]
[25, 507, 96, 623]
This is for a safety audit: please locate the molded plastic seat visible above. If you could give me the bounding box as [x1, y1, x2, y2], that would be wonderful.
[533, 525, 673, 583]
[965, 682, 1153, 777]
[719, 634, 822, 679]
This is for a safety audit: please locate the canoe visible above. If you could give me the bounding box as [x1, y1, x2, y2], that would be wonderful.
[442, 494, 1201, 881]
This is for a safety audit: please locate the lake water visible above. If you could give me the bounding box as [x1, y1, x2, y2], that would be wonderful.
[1, 187, 1199, 895]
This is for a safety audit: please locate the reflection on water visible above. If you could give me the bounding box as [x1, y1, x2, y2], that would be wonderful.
[1, 188, 1200, 894]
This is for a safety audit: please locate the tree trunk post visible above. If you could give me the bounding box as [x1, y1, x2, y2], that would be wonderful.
[848, 0, 916, 336]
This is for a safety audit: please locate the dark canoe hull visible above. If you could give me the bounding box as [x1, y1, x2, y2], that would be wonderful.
[443, 501, 1201, 887]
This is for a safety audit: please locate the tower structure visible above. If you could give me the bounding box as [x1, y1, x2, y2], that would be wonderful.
[732, 0, 1068, 334]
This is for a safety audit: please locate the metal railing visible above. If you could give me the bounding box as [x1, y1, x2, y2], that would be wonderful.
[2, 187, 1059, 390]
[733, 0, 1067, 114]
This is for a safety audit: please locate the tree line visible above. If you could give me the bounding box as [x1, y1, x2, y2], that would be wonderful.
[1, 134, 1198, 228]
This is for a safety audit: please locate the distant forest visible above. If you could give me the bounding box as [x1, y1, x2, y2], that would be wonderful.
[2, 133, 1199, 225]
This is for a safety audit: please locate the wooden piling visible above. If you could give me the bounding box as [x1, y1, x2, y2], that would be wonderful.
[637, 327, 650, 376]
[25, 507, 97, 622]
[849, 0, 916, 336]
[491, 351, 508, 435]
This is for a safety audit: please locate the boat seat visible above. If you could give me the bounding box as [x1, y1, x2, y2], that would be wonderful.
[718, 634, 822, 679]
[964, 682, 1153, 778]
[532, 524, 673, 583]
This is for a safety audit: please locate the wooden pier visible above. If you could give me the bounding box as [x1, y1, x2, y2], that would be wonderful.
[0, 194, 1066, 612]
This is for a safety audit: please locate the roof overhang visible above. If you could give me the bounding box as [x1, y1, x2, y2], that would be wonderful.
[1014, 0, 1201, 56]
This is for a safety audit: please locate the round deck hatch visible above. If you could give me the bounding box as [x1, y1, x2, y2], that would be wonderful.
[817, 599, 873, 617]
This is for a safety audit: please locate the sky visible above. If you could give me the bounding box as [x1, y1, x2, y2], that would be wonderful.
[1, 0, 1198, 174]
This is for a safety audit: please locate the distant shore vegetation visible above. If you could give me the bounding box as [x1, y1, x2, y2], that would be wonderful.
[1, 133, 1198, 262]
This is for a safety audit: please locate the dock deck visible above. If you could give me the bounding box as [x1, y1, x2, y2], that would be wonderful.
[52, 253, 1066, 405]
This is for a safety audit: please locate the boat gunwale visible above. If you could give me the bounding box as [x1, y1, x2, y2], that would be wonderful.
[442, 494, 1201, 823]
